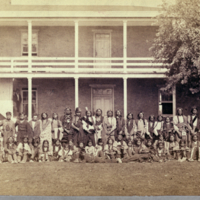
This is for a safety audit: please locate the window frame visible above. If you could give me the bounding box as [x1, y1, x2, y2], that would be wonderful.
[20, 29, 39, 57]
[20, 87, 38, 115]
[158, 86, 176, 117]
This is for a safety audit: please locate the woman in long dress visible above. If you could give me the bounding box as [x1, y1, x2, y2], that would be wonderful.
[40, 112, 52, 155]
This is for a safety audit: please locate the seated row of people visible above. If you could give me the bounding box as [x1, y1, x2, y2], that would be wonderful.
[1, 130, 199, 164]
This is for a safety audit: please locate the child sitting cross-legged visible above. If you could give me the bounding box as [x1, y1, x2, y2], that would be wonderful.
[104, 137, 117, 163]
[94, 138, 105, 163]
[52, 138, 62, 161]
[156, 141, 167, 163]
[16, 136, 32, 163]
[30, 137, 41, 162]
[188, 134, 199, 162]
[144, 139, 159, 162]
[113, 134, 128, 163]
[165, 133, 179, 161]
[4, 136, 17, 164]
[122, 139, 135, 163]
[58, 141, 73, 162]
[175, 139, 190, 162]
[73, 141, 86, 163]
[123, 138, 150, 163]
[85, 140, 96, 163]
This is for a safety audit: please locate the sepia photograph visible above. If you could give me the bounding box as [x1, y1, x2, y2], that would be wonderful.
[0, 0, 199, 197]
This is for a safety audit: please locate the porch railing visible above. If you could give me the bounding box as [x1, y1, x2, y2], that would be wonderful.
[0, 57, 168, 74]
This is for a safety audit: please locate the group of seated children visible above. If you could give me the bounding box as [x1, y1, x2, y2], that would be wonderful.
[0, 105, 200, 164]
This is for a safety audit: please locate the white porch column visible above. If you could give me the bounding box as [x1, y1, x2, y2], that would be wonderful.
[123, 77, 127, 119]
[28, 20, 32, 73]
[75, 77, 79, 108]
[123, 20, 127, 73]
[75, 20, 79, 72]
[28, 77, 32, 121]
[172, 85, 176, 117]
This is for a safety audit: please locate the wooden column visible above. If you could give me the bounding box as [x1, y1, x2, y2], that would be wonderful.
[75, 20, 79, 72]
[172, 85, 176, 117]
[75, 77, 79, 108]
[28, 77, 32, 121]
[123, 77, 127, 119]
[123, 20, 127, 73]
[28, 20, 32, 73]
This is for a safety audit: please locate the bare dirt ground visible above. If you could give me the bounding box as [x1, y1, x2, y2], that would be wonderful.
[0, 160, 199, 196]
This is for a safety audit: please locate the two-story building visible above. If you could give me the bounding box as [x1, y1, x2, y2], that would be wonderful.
[0, 0, 197, 121]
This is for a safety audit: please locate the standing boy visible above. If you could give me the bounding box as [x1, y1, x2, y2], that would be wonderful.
[0, 112, 15, 148]
[15, 112, 32, 144]
[29, 113, 41, 145]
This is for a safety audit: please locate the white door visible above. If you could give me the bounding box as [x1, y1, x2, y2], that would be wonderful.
[92, 87, 114, 116]
[94, 33, 111, 68]
[93, 96, 113, 117]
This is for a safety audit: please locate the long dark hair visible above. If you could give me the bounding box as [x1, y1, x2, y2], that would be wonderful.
[127, 113, 134, 120]
[52, 113, 59, 120]
[137, 112, 144, 119]
[107, 137, 114, 145]
[7, 136, 15, 149]
[42, 140, 49, 152]
[115, 110, 122, 118]
[32, 137, 40, 147]
[41, 112, 48, 120]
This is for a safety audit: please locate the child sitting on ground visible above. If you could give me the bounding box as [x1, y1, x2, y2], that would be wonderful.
[122, 139, 136, 163]
[144, 139, 158, 162]
[16, 136, 32, 163]
[188, 134, 199, 162]
[94, 138, 105, 163]
[58, 142, 73, 162]
[85, 140, 96, 163]
[165, 134, 179, 160]
[104, 137, 117, 163]
[156, 141, 167, 163]
[40, 140, 51, 162]
[52, 138, 62, 161]
[4, 136, 17, 164]
[126, 138, 150, 163]
[176, 139, 190, 162]
[113, 134, 128, 163]
[30, 137, 41, 162]
[73, 141, 86, 163]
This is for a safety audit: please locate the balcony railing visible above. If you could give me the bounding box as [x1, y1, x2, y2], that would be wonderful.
[0, 57, 168, 74]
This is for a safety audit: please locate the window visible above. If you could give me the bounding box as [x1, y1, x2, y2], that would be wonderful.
[21, 88, 38, 116]
[158, 89, 174, 115]
[20, 29, 39, 56]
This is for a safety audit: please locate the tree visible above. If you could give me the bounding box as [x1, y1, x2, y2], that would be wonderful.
[150, 0, 200, 96]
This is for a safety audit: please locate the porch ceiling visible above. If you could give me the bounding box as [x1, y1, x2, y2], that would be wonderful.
[0, 18, 156, 26]
[0, 73, 166, 79]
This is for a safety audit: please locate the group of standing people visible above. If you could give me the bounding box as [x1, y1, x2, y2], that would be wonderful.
[0, 106, 199, 163]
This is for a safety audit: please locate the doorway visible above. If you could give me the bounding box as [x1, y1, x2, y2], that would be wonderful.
[93, 30, 112, 68]
[90, 84, 115, 116]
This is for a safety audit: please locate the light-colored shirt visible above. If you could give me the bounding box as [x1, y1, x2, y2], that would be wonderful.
[32, 121, 36, 130]
[85, 146, 95, 155]
[16, 143, 32, 154]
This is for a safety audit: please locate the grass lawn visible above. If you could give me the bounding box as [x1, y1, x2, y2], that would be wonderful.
[0, 160, 199, 196]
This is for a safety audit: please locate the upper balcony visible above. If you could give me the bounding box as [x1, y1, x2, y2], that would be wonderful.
[0, 16, 168, 78]
[0, 57, 167, 77]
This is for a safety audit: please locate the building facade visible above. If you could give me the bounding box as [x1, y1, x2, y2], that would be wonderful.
[0, 0, 197, 120]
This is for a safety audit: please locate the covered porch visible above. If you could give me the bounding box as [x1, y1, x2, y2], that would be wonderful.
[0, 74, 176, 121]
